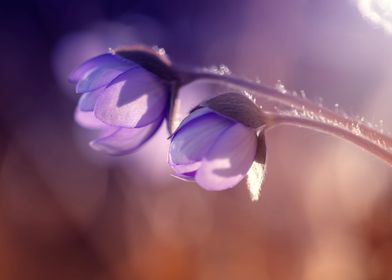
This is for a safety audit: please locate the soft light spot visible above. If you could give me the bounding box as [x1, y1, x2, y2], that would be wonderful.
[357, 0, 392, 33]
[118, 92, 149, 119]
[210, 158, 231, 169]
[246, 161, 265, 201]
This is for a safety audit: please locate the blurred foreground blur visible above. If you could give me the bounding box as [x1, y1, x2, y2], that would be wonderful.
[1, 0, 392, 279]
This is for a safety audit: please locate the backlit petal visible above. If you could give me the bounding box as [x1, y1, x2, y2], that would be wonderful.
[94, 68, 168, 128]
[90, 118, 162, 155]
[74, 108, 108, 130]
[169, 113, 233, 166]
[72, 54, 136, 94]
[171, 171, 197, 181]
[195, 123, 257, 191]
[77, 89, 103, 112]
[69, 53, 133, 83]
[169, 107, 212, 139]
[170, 161, 202, 177]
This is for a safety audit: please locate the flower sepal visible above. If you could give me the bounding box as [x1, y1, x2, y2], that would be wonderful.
[195, 92, 265, 129]
[114, 46, 178, 82]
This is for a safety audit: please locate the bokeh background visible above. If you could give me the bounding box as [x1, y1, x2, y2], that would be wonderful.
[1, 0, 392, 279]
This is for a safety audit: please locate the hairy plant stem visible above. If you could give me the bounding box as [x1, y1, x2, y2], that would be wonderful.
[178, 69, 392, 166]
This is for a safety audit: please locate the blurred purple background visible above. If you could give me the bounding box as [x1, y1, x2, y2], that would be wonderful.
[1, 0, 392, 279]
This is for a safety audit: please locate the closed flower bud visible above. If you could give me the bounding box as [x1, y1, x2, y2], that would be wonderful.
[168, 93, 267, 195]
[69, 46, 176, 155]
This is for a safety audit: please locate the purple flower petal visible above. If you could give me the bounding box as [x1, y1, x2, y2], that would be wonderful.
[169, 107, 212, 139]
[69, 53, 133, 83]
[171, 171, 197, 181]
[76, 66, 136, 94]
[72, 55, 136, 94]
[94, 68, 168, 128]
[74, 109, 108, 130]
[89, 117, 163, 155]
[77, 89, 103, 112]
[169, 162, 202, 182]
[169, 113, 233, 167]
[170, 161, 202, 174]
[195, 123, 257, 191]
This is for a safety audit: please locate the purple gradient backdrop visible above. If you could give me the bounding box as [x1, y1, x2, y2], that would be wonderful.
[1, 0, 392, 279]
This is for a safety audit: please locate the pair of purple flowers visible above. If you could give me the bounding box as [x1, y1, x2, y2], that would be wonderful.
[70, 46, 266, 195]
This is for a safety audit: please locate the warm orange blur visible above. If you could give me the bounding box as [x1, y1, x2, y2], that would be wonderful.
[1, 0, 392, 279]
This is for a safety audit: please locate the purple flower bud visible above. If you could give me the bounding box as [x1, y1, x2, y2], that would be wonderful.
[69, 46, 175, 155]
[168, 93, 267, 192]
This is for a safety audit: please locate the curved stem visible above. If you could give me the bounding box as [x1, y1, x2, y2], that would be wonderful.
[264, 112, 392, 165]
[178, 69, 392, 166]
